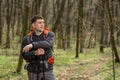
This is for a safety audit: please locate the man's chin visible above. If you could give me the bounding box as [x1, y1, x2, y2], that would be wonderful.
[38, 29, 44, 32]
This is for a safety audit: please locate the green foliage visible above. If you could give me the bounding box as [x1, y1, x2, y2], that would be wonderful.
[0, 48, 120, 80]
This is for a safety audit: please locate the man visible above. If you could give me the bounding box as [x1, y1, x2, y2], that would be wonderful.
[22, 15, 55, 80]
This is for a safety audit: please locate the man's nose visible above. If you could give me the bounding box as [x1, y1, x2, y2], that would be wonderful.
[41, 23, 44, 26]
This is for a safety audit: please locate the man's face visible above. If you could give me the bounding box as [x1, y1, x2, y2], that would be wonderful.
[32, 19, 45, 32]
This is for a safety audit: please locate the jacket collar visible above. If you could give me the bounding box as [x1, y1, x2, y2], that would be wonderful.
[32, 31, 44, 36]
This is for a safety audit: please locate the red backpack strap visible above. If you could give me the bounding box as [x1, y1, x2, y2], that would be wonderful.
[27, 27, 49, 42]
[27, 27, 34, 42]
[43, 27, 49, 39]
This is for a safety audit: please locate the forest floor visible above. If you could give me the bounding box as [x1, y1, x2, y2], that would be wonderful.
[0, 48, 120, 80]
[54, 48, 120, 80]
[56, 55, 111, 80]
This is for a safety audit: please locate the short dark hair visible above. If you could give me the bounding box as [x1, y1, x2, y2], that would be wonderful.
[31, 15, 43, 24]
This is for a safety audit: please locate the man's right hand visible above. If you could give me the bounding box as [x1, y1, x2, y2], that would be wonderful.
[35, 48, 45, 55]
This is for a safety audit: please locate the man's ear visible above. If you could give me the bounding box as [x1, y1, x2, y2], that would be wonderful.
[32, 23, 35, 28]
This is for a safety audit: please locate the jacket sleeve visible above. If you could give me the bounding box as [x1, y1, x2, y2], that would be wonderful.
[32, 32, 55, 49]
[21, 36, 37, 61]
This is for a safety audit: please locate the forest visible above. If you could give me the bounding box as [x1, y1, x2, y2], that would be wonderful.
[0, 0, 120, 80]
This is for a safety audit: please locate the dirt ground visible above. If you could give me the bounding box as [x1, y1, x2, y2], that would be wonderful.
[56, 57, 111, 80]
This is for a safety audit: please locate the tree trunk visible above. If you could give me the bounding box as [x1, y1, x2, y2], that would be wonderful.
[16, 0, 30, 73]
[57, 26, 63, 49]
[6, 0, 12, 49]
[106, 0, 120, 63]
[104, 26, 110, 47]
[53, 0, 66, 49]
[11, 0, 16, 39]
[99, 0, 105, 53]
[79, 0, 83, 53]
[65, 0, 74, 49]
[32, 0, 42, 15]
[100, 24, 104, 53]
[116, 33, 119, 46]
[16, 0, 22, 36]
[52, 0, 66, 33]
[42, 0, 48, 25]
[87, 3, 98, 48]
[0, 0, 2, 45]
[76, 0, 83, 58]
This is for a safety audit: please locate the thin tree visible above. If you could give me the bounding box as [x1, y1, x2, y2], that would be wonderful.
[99, 0, 105, 53]
[76, 0, 83, 58]
[52, 0, 66, 33]
[42, 0, 49, 25]
[105, 1, 120, 80]
[79, 0, 83, 53]
[11, 0, 16, 38]
[0, 0, 2, 45]
[31, 0, 42, 15]
[16, 0, 30, 73]
[105, 0, 120, 63]
[6, 0, 13, 48]
[65, 0, 74, 49]
[52, 0, 66, 49]
[16, 0, 22, 36]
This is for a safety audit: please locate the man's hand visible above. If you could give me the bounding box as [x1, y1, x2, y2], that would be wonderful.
[35, 48, 45, 55]
[23, 44, 33, 53]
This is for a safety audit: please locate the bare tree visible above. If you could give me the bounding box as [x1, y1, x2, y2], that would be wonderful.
[76, 0, 83, 58]
[65, 0, 74, 49]
[5, 0, 13, 48]
[10, 0, 15, 39]
[31, 0, 42, 15]
[16, 0, 31, 73]
[105, 0, 120, 63]
[42, 0, 49, 25]
[52, 0, 66, 33]
[0, 0, 2, 45]
[52, 0, 66, 49]
[79, 0, 83, 53]
[99, 0, 105, 53]
[16, 0, 23, 36]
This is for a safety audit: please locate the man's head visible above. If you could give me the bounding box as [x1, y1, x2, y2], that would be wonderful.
[31, 15, 45, 32]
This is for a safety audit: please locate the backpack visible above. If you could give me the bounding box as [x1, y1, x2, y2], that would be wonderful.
[25, 27, 54, 64]
[27, 27, 49, 42]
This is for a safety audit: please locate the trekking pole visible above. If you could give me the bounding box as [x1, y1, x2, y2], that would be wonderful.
[36, 61, 39, 80]
[41, 55, 45, 80]
[112, 51, 115, 80]
[37, 71, 39, 80]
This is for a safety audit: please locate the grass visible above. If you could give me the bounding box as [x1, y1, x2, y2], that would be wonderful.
[0, 55, 26, 79]
[96, 61, 120, 80]
[0, 48, 120, 80]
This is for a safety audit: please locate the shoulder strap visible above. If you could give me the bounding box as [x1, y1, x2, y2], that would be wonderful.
[43, 27, 54, 53]
[43, 27, 49, 39]
[27, 27, 49, 43]
[27, 26, 33, 42]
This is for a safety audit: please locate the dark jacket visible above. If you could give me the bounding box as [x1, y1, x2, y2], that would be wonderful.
[22, 31, 55, 73]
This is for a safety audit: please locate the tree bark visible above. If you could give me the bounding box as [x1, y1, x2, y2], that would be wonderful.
[16, 0, 30, 73]
[106, 0, 120, 63]
[52, 0, 66, 33]
[32, 0, 42, 15]
[99, 0, 105, 53]
[65, 0, 74, 49]
[42, 0, 48, 25]
[0, 0, 2, 45]
[79, 0, 83, 53]
[11, 0, 16, 39]
[6, 0, 12, 49]
[76, 0, 83, 58]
